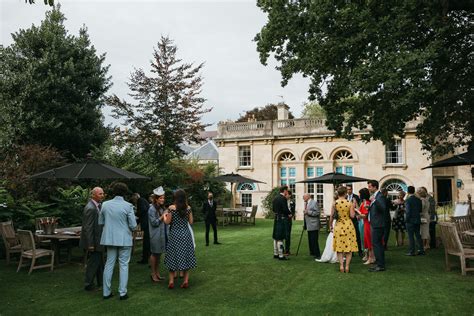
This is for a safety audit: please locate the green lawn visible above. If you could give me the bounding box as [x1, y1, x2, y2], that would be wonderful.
[1, 219, 473, 315]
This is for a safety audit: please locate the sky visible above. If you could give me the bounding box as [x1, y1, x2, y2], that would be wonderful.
[1, 0, 312, 130]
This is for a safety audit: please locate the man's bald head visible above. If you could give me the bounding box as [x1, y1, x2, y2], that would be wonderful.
[91, 187, 104, 202]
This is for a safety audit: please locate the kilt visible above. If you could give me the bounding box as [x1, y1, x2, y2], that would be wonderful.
[272, 217, 289, 240]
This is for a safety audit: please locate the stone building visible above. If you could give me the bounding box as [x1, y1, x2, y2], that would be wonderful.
[215, 104, 472, 219]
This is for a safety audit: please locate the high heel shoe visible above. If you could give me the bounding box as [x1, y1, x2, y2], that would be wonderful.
[363, 259, 375, 265]
[150, 275, 160, 283]
[168, 283, 174, 289]
[180, 282, 189, 289]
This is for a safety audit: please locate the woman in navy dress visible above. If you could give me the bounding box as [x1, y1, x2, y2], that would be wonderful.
[163, 189, 197, 289]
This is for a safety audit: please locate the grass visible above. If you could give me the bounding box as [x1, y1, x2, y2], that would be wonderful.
[1, 219, 473, 315]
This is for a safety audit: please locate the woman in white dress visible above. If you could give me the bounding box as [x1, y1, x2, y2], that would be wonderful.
[315, 200, 338, 264]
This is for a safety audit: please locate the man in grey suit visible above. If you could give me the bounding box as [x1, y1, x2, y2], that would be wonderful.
[79, 187, 105, 291]
[368, 180, 387, 272]
[99, 182, 137, 300]
[303, 193, 321, 259]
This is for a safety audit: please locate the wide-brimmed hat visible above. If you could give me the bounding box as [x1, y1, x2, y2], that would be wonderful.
[153, 186, 165, 196]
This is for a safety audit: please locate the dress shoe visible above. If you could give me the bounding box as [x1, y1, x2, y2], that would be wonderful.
[103, 293, 114, 300]
[84, 285, 96, 291]
[368, 266, 385, 272]
[417, 251, 426, 256]
[278, 256, 289, 261]
[119, 294, 128, 301]
[273, 255, 279, 259]
[405, 253, 416, 256]
[214, 242, 221, 245]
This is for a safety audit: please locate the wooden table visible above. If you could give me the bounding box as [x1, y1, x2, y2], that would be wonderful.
[35, 226, 81, 265]
[223, 208, 244, 224]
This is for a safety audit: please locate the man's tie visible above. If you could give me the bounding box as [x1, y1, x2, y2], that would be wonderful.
[304, 201, 308, 211]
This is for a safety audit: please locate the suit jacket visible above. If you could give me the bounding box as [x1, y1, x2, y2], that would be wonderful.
[304, 199, 320, 231]
[405, 195, 422, 225]
[384, 196, 394, 224]
[369, 191, 387, 228]
[99, 196, 137, 247]
[137, 197, 150, 231]
[347, 193, 360, 205]
[202, 200, 217, 221]
[79, 200, 103, 251]
[273, 194, 290, 219]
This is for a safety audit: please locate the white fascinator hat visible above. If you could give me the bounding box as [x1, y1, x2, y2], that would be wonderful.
[153, 186, 165, 196]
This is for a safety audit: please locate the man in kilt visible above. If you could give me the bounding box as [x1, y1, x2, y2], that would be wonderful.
[272, 186, 291, 261]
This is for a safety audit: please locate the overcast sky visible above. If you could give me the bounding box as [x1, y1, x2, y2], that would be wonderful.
[1, 0, 311, 130]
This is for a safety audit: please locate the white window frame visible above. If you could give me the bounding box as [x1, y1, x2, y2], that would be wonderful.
[385, 139, 403, 164]
[238, 145, 252, 167]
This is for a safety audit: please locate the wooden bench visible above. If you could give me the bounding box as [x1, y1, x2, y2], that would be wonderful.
[439, 222, 474, 275]
[451, 215, 474, 248]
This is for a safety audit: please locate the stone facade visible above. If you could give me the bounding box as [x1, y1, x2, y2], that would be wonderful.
[215, 106, 471, 219]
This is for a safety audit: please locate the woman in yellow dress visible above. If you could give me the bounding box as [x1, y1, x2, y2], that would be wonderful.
[330, 186, 359, 273]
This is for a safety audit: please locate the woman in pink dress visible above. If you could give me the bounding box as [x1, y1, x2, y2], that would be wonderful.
[358, 188, 375, 264]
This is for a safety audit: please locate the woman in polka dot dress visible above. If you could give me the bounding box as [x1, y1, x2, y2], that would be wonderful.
[163, 189, 197, 289]
[330, 186, 358, 273]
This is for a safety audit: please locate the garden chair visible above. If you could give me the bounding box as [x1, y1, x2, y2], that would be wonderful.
[216, 206, 229, 227]
[438, 222, 474, 276]
[16, 229, 54, 274]
[242, 205, 258, 225]
[0, 221, 22, 265]
[132, 224, 144, 254]
[451, 215, 474, 248]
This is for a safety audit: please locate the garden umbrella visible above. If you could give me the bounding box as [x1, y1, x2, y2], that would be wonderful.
[422, 147, 474, 169]
[213, 172, 265, 207]
[30, 159, 149, 180]
[297, 172, 369, 187]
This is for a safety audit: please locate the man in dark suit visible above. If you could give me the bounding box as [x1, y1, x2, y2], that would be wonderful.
[79, 187, 105, 291]
[367, 180, 387, 272]
[405, 186, 425, 256]
[347, 184, 362, 257]
[284, 190, 296, 255]
[202, 191, 220, 246]
[272, 186, 290, 261]
[131, 193, 151, 264]
[381, 188, 395, 250]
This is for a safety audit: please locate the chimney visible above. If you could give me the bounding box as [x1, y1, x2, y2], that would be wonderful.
[277, 103, 289, 120]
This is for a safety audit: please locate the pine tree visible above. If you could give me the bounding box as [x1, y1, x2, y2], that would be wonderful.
[108, 36, 211, 166]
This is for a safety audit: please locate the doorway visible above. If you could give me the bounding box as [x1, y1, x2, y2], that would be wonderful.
[436, 178, 453, 205]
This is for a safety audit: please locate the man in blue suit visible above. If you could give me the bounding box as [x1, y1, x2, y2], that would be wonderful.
[405, 186, 425, 256]
[367, 180, 387, 272]
[99, 182, 137, 300]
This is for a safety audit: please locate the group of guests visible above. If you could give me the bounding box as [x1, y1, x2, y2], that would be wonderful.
[272, 180, 438, 274]
[79, 182, 197, 301]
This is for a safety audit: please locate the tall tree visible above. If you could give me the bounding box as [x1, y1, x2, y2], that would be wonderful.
[255, 1, 473, 156]
[301, 101, 326, 119]
[107, 36, 211, 166]
[236, 103, 294, 122]
[0, 7, 111, 158]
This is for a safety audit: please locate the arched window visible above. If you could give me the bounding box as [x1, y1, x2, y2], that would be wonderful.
[382, 179, 408, 200]
[305, 151, 323, 161]
[334, 150, 353, 160]
[237, 182, 255, 207]
[279, 152, 296, 161]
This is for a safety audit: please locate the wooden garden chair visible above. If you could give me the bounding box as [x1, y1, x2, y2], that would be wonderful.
[216, 206, 229, 227]
[132, 224, 144, 254]
[0, 221, 22, 265]
[438, 222, 474, 276]
[16, 230, 54, 274]
[451, 215, 474, 248]
[242, 205, 258, 225]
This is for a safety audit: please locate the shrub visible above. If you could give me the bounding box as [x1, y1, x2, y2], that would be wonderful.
[262, 187, 281, 219]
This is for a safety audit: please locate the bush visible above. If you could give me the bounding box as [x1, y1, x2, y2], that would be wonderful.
[262, 187, 281, 219]
[49, 186, 90, 227]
